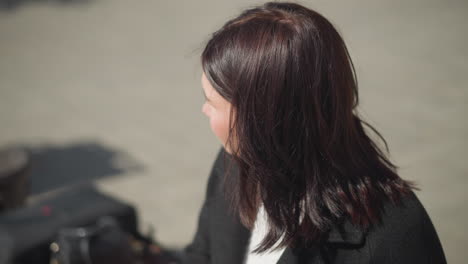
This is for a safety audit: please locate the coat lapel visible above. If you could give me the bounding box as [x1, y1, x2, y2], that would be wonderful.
[211, 195, 251, 264]
[277, 247, 300, 264]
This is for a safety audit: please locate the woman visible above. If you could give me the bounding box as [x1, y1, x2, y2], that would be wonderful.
[185, 2, 446, 263]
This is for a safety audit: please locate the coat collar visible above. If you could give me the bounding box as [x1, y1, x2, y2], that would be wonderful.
[325, 219, 367, 245]
[275, 221, 366, 264]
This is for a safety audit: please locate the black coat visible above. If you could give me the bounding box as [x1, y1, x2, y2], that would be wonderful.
[183, 149, 446, 264]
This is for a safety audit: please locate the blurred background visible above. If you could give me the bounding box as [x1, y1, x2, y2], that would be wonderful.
[0, 0, 466, 263]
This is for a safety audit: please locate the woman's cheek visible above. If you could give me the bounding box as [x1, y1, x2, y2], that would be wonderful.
[210, 114, 230, 146]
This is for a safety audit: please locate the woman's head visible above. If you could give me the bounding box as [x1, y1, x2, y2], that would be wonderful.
[201, 2, 357, 155]
[200, 1, 414, 253]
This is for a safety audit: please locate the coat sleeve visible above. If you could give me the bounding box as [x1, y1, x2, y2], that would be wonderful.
[182, 149, 225, 264]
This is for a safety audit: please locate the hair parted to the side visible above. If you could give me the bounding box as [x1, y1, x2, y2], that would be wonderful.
[201, 1, 416, 253]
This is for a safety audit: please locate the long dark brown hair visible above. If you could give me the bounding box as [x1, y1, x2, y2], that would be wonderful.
[201, 1, 415, 253]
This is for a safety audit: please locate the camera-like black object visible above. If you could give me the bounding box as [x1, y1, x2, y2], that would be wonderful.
[0, 185, 138, 264]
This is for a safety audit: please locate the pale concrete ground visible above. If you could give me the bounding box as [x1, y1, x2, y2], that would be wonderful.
[0, 0, 466, 262]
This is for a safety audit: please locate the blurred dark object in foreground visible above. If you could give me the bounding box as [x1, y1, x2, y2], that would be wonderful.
[0, 147, 30, 212]
[50, 216, 138, 264]
[49, 216, 181, 264]
[0, 0, 92, 10]
[0, 185, 182, 264]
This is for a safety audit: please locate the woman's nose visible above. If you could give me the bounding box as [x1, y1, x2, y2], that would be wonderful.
[202, 103, 209, 116]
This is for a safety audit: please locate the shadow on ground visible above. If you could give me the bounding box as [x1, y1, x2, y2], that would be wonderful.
[19, 141, 144, 195]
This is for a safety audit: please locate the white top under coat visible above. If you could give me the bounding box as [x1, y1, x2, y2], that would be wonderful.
[244, 205, 286, 264]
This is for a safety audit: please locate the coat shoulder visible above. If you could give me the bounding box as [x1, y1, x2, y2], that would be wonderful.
[363, 192, 446, 263]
